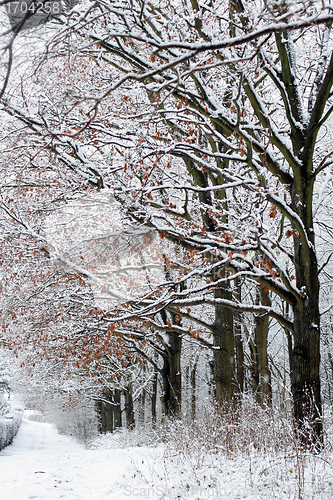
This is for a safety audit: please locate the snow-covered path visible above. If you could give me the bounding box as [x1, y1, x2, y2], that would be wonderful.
[0, 411, 159, 500]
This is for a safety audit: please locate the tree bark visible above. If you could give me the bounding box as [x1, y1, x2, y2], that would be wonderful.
[234, 279, 244, 393]
[160, 355, 169, 416]
[124, 386, 135, 429]
[113, 389, 122, 428]
[191, 360, 197, 420]
[151, 370, 158, 424]
[255, 287, 272, 405]
[213, 282, 235, 402]
[247, 328, 259, 396]
[96, 389, 114, 433]
[160, 329, 182, 416]
[138, 366, 146, 424]
[292, 217, 322, 447]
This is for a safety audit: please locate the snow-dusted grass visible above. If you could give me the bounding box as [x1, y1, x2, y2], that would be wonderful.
[91, 398, 333, 499]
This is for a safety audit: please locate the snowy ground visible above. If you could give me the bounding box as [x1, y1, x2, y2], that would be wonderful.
[0, 410, 163, 500]
[1, 410, 333, 499]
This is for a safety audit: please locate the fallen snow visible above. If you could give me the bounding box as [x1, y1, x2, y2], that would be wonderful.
[0, 410, 163, 500]
[1, 410, 333, 499]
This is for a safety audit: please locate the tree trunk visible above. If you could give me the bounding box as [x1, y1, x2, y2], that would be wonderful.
[248, 332, 259, 396]
[292, 229, 322, 447]
[113, 389, 122, 428]
[159, 306, 182, 417]
[95, 400, 103, 433]
[151, 370, 158, 424]
[160, 329, 182, 417]
[124, 386, 135, 429]
[168, 330, 182, 415]
[190, 360, 198, 420]
[104, 389, 114, 433]
[213, 283, 235, 402]
[234, 279, 244, 393]
[96, 389, 114, 433]
[138, 366, 146, 424]
[273, 29, 324, 449]
[255, 287, 272, 405]
[160, 355, 170, 416]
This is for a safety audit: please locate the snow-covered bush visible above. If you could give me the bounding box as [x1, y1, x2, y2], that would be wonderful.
[91, 424, 162, 450]
[47, 398, 99, 446]
[0, 396, 23, 451]
[0, 352, 24, 450]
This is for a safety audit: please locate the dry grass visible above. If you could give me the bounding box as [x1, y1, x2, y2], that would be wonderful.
[92, 396, 333, 499]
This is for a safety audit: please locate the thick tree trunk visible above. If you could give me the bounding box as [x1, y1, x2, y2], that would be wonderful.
[124, 386, 135, 429]
[104, 404, 114, 432]
[187, 159, 235, 402]
[96, 389, 115, 433]
[289, 170, 322, 447]
[292, 237, 322, 447]
[160, 355, 170, 416]
[160, 330, 182, 416]
[213, 283, 235, 402]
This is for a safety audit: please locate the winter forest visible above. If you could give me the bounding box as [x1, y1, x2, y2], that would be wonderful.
[2, 0, 333, 498]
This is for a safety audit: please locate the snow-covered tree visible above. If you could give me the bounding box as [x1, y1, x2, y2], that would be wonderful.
[3, 0, 333, 447]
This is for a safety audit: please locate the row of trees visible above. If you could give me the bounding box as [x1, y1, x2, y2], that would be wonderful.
[1, 0, 333, 448]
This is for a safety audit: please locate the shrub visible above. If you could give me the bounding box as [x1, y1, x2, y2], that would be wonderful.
[0, 396, 23, 451]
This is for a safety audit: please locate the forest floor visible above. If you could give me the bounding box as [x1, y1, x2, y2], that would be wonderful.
[1, 410, 333, 499]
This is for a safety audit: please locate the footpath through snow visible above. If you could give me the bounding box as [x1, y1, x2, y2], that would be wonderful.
[0, 410, 162, 500]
